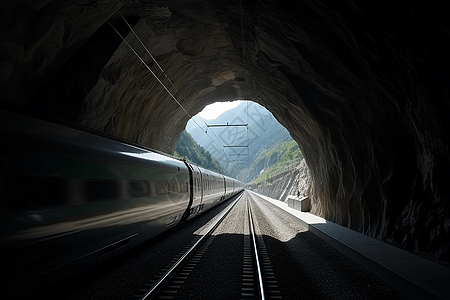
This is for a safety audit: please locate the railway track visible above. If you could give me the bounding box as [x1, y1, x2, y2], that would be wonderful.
[32, 191, 410, 300]
[131, 193, 242, 299]
[242, 194, 282, 299]
[131, 191, 282, 300]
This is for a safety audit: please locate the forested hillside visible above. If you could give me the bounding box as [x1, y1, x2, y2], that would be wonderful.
[252, 140, 303, 184]
[186, 101, 292, 181]
[174, 131, 224, 174]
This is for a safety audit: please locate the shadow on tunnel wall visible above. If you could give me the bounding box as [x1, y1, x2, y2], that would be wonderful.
[31, 14, 141, 123]
[0, 0, 449, 264]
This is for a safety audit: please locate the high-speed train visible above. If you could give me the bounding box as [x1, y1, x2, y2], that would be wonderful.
[0, 109, 244, 297]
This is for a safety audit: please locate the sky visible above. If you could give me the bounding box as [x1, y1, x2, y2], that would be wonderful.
[197, 100, 244, 120]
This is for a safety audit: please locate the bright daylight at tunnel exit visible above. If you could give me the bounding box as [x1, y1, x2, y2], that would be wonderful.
[174, 100, 305, 191]
[1, 1, 449, 299]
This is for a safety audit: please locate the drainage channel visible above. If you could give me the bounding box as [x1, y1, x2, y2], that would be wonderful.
[242, 194, 283, 300]
[132, 194, 243, 300]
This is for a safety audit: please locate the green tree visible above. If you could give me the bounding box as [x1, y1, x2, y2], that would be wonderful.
[252, 140, 303, 184]
[175, 131, 224, 174]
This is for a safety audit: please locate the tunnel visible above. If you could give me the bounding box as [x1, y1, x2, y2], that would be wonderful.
[1, 0, 449, 263]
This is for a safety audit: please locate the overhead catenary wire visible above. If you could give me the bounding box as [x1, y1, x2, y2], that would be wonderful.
[246, 100, 249, 158]
[105, 12, 239, 166]
[116, 11, 240, 163]
[105, 20, 191, 119]
[117, 11, 183, 100]
[116, 10, 254, 160]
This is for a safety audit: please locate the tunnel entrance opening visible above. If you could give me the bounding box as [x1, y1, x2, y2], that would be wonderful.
[1, 0, 448, 264]
[175, 100, 304, 188]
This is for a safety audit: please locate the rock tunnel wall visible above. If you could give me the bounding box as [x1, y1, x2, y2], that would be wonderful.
[249, 159, 313, 204]
[1, 1, 449, 260]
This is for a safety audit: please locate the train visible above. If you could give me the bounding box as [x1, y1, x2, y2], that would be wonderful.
[0, 109, 244, 297]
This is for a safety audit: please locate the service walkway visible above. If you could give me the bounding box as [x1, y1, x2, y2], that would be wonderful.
[249, 190, 450, 300]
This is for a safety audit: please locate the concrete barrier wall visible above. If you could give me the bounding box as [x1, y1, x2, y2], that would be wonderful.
[248, 159, 312, 203]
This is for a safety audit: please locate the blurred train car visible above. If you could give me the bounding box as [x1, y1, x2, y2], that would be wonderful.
[0, 109, 244, 297]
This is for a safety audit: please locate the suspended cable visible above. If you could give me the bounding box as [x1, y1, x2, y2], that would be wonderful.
[247, 100, 249, 156]
[116, 10, 245, 165]
[105, 11, 237, 165]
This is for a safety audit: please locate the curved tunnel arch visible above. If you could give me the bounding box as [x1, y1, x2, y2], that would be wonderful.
[1, 1, 449, 260]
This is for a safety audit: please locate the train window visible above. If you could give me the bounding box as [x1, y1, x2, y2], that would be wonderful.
[178, 182, 183, 193]
[86, 180, 118, 201]
[169, 182, 177, 193]
[184, 182, 188, 192]
[6, 176, 64, 210]
[156, 181, 169, 195]
[129, 180, 150, 197]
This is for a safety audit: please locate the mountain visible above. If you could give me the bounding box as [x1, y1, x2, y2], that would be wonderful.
[251, 139, 303, 184]
[186, 101, 292, 181]
[174, 131, 224, 174]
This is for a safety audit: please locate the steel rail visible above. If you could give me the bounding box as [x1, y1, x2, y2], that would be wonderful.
[138, 193, 243, 300]
[248, 199, 266, 300]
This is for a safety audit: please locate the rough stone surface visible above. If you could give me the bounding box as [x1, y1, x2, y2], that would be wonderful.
[250, 159, 312, 204]
[1, 1, 449, 261]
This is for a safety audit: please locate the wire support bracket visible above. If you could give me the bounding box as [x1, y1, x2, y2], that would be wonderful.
[224, 145, 249, 148]
[207, 123, 248, 127]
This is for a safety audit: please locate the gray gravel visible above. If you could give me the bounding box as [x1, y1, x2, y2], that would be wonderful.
[171, 197, 247, 300]
[35, 191, 411, 299]
[34, 197, 239, 300]
[249, 191, 410, 300]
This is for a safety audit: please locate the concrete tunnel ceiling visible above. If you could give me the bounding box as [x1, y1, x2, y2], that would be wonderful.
[1, 1, 449, 261]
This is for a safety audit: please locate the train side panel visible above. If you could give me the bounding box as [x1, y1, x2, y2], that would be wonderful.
[196, 166, 225, 213]
[0, 110, 191, 297]
[224, 175, 234, 199]
[183, 164, 203, 220]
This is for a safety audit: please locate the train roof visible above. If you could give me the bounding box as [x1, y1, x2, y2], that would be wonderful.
[0, 109, 188, 173]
